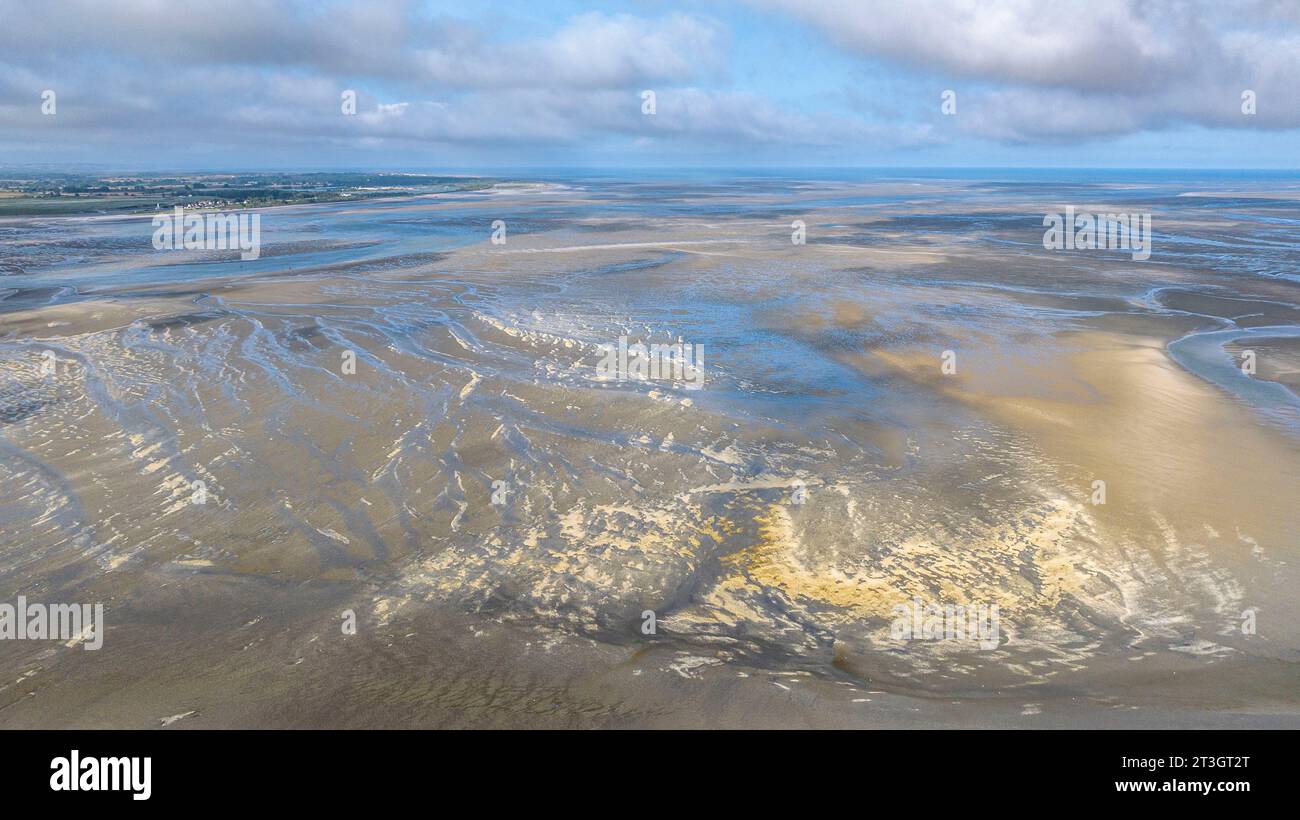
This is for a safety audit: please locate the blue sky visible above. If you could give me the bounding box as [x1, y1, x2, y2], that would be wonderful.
[2, 0, 1299, 169]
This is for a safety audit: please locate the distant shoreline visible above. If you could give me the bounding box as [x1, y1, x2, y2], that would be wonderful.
[0, 171, 499, 218]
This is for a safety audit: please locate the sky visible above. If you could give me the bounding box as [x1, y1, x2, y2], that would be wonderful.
[2, 0, 1299, 170]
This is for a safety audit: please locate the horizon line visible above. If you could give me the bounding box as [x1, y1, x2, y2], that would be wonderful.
[6, 165, 1300, 175]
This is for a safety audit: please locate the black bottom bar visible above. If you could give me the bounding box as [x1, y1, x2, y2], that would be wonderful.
[5, 729, 1288, 807]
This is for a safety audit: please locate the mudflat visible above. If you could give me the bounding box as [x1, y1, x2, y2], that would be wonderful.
[1, 173, 1298, 727]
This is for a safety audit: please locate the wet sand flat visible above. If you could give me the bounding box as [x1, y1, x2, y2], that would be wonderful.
[2, 173, 1299, 727]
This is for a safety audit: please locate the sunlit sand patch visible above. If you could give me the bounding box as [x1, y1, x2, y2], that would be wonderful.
[669, 492, 1121, 677]
[377, 499, 732, 636]
[849, 333, 1267, 654]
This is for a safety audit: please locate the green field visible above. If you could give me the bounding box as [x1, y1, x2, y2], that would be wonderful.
[0, 171, 496, 217]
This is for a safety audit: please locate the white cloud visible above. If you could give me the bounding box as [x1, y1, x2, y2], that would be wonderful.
[755, 0, 1300, 140]
[2, 0, 1295, 162]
